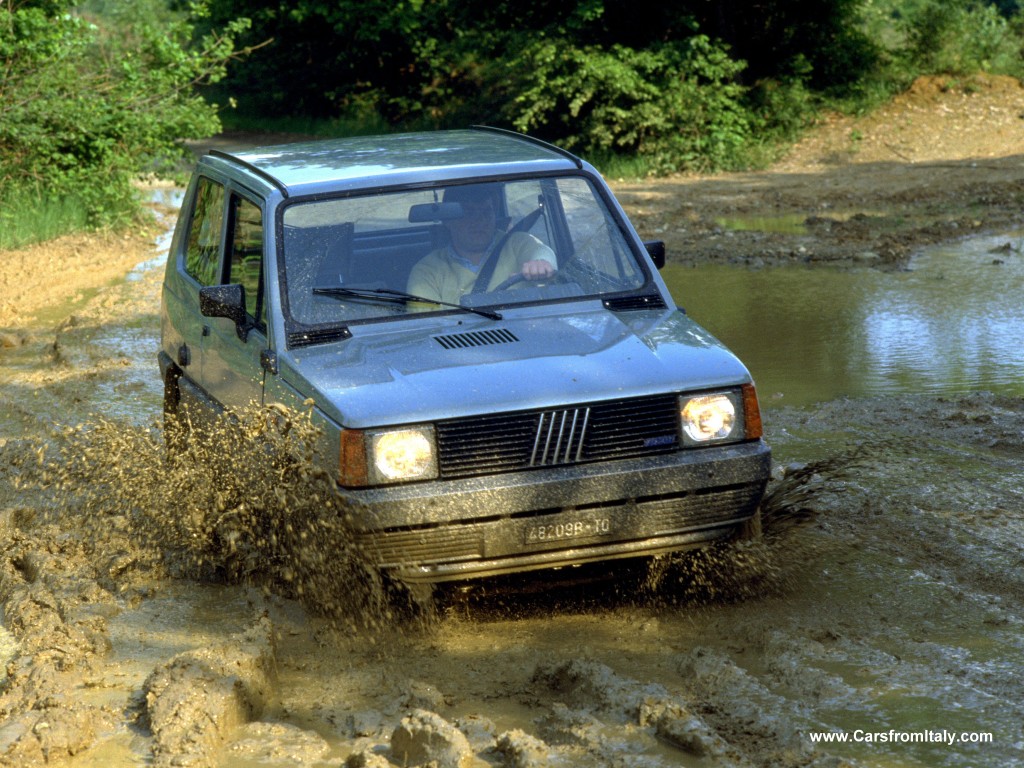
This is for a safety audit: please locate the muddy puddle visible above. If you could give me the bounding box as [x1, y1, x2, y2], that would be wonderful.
[663, 229, 1024, 407]
[3, 206, 1024, 766]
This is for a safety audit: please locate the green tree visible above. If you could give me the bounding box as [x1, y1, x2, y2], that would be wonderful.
[0, 0, 250, 227]
[182, 1, 1024, 175]
[196, 0, 886, 171]
[505, 36, 755, 172]
[898, 0, 1023, 74]
[200, 0, 442, 122]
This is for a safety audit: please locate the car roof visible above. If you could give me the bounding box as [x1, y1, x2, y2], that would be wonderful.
[202, 128, 587, 197]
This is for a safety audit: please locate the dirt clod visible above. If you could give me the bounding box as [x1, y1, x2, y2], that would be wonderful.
[143, 615, 276, 767]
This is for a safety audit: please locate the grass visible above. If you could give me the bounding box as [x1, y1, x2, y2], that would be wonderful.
[0, 186, 92, 251]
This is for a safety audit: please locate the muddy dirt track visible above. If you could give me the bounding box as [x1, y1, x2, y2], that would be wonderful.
[2, 75, 1024, 767]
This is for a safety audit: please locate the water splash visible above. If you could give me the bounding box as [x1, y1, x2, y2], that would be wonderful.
[33, 404, 406, 632]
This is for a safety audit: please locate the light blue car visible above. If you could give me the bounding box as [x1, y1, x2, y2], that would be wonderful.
[159, 128, 770, 586]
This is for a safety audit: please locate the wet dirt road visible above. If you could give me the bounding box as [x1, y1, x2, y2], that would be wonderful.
[2, 194, 1023, 768]
[4, 73, 1024, 765]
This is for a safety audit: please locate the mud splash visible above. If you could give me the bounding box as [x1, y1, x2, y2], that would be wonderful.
[5, 353, 1024, 768]
[38, 406, 400, 629]
[22, 401, 798, 624]
[1, 409, 802, 767]
[0, 407, 400, 767]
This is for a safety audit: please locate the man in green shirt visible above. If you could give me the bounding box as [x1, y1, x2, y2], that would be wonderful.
[407, 183, 556, 305]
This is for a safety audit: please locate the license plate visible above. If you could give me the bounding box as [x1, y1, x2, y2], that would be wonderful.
[525, 517, 613, 544]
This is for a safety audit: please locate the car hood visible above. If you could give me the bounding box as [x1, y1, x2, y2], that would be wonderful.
[280, 307, 752, 428]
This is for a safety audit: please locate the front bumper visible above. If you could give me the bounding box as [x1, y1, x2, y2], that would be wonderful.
[342, 440, 771, 583]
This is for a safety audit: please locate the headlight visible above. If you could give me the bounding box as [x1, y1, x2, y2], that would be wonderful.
[680, 392, 740, 444]
[339, 425, 438, 486]
[372, 429, 436, 481]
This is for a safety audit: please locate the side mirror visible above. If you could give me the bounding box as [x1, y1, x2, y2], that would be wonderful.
[199, 283, 252, 341]
[644, 240, 666, 270]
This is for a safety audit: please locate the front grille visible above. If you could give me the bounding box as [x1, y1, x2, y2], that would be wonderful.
[531, 407, 591, 466]
[435, 394, 680, 479]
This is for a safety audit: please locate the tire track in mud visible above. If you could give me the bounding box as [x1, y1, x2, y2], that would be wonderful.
[4, 327, 1024, 767]
[0, 509, 120, 765]
[4, 192, 1024, 766]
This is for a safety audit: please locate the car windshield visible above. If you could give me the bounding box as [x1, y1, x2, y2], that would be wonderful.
[280, 176, 648, 327]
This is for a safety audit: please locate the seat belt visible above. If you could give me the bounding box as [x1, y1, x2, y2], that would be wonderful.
[470, 207, 544, 293]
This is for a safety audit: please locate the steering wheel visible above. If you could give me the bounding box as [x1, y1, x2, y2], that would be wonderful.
[490, 269, 565, 293]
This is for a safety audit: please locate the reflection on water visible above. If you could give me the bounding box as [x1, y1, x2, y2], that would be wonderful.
[663, 231, 1024, 407]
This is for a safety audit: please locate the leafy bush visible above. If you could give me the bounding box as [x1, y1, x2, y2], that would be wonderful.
[862, 0, 1024, 80]
[899, 0, 1024, 75]
[0, 1, 249, 229]
[505, 36, 755, 173]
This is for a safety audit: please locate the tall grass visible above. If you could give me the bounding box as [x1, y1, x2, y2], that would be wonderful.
[0, 186, 92, 251]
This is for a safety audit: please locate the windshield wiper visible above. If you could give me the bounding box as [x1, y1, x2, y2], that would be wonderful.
[313, 286, 502, 320]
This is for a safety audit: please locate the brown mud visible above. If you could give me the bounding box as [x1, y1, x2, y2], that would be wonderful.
[2, 75, 1024, 767]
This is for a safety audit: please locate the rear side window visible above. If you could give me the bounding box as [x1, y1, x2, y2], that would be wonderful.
[185, 177, 226, 286]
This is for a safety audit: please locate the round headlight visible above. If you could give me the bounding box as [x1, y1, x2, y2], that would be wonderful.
[681, 394, 737, 442]
[372, 429, 436, 481]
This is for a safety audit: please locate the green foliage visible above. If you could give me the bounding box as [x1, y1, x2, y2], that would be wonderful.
[199, 0, 899, 175]
[860, 0, 1024, 84]
[199, 0, 445, 122]
[0, 185, 90, 250]
[679, 0, 882, 93]
[0, 0, 249, 230]
[6, 0, 1024, 244]
[897, 0, 1024, 75]
[505, 36, 755, 173]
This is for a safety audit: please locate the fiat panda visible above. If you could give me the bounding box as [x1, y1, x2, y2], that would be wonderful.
[159, 127, 771, 586]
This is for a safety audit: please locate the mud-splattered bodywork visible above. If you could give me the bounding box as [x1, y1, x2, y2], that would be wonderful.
[159, 128, 770, 583]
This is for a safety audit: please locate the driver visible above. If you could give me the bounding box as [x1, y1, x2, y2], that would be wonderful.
[406, 183, 556, 305]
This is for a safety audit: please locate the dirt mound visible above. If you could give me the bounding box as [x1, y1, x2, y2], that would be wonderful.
[614, 74, 1024, 270]
[0, 230, 157, 329]
[777, 73, 1024, 169]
